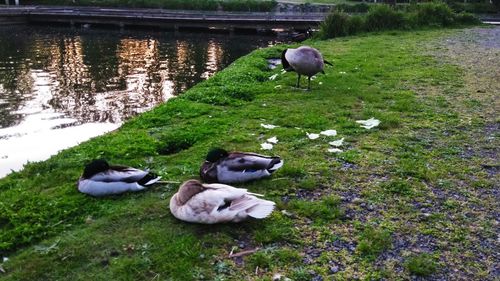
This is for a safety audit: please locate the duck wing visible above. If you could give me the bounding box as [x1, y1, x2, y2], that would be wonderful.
[202, 183, 275, 221]
[89, 167, 160, 185]
[203, 183, 250, 199]
[223, 153, 282, 172]
[228, 195, 275, 219]
[204, 183, 274, 218]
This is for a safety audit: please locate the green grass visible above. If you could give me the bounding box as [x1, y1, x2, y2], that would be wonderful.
[288, 195, 344, 224]
[316, 3, 481, 40]
[356, 226, 392, 261]
[0, 27, 497, 280]
[405, 253, 439, 276]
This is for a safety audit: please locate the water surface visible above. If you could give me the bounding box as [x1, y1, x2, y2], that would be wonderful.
[0, 25, 278, 177]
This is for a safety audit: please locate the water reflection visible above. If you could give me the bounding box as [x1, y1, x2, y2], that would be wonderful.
[0, 26, 279, 177]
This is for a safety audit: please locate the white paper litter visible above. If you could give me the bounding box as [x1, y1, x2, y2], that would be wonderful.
[320, 129, 337, 136]
[339, 71, 347, 75]
[2, 257, 8, 263]
[329, 138, 345, 147]
[261, 143, 273, 150]
[267, 136, 278, 144]
[261, 123, 278, 129]
[328, 148, 343, 153]
[274, 85, 282, 89]
[356, 117, 381, 129]
[269, 74, 278, 80]
[306, 132, 320, 140]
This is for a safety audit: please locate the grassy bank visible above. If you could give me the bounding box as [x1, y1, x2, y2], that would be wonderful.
[0, 27, 498, 280]
[316, 2, 481, 40]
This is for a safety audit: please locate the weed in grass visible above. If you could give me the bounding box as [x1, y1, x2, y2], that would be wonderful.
[288, 195, 344, 224]
[381, 179, 413, 195]
[214, 260, 232, 274]
[298, 177, 317, 190]
[289, 267, 312, 281]
[247, 251, 273, 270]
[357, 226, 392, 261]
[279, 164, 307, 179]
[338, 149, 362, 164]
[253, 213, 297, 244]
[405, 253, 438, 276]
[274, 248, 302, 265]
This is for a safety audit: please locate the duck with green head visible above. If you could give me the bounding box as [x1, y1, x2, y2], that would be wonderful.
[200, 148, 283, 184]
[77, 159, 161, 197]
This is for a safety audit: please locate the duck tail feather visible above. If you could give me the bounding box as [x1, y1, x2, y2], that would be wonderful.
[143, 176, 162, 186]
[138, 173, 161, 186]
[268, 160, 284, 172]
[247, 201, 275, 219]
[246, 192, 264, 197]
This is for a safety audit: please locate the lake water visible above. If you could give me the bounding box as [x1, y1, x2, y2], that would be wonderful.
[0, 25, 279, 177]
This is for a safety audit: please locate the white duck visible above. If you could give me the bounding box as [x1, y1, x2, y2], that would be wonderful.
[281, 46, 333, 90]
[77, 159, 161, 197]
[169, 179, 275, 224]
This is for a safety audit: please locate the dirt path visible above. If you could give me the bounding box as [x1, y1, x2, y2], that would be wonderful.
[426, 26, 499, 280]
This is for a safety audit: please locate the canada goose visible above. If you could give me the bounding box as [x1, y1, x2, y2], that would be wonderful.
[77, 159, 161, 197]
[281, 46, 333, 90]
[169, 179, 275, 224]
[200, 148, 283, 184]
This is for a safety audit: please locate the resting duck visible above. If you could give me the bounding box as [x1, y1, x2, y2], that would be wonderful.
[281, 46, 333, 90]
[77, 159, 161, 197]
[169, 179, 275, 224]
[200, 148, 283, 184]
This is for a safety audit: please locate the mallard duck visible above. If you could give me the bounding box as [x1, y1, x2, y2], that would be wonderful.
[200, 148, 283, 184]
[77, 159, 161, 197]
[281, 46, 333, 90]
[169, 179, 275, 224]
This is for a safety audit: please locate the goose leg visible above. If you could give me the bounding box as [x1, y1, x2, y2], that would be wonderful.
[307, 76, 311, 90]
[296, 74, 301, 88]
